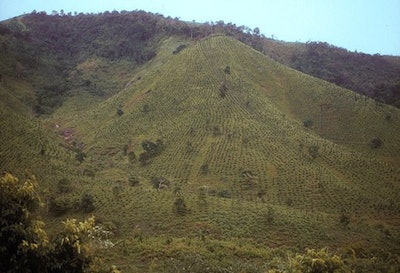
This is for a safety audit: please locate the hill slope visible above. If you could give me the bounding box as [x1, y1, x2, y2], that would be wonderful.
[42, 35, 400, 270]
[1, 14, 400, 270]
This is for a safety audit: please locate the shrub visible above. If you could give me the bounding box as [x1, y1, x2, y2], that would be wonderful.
[172, 44, 187, 54]
[303, 118, 313, 128]
[57, 178, 72, 193]
[224, 65, 231, 74]
[48, 196, 76, 216]
[80, 193, 95, 213]
[369, 137, 383, 149]
[308, 145, 319, 159]
[200, 163, 209, 175]
[339, 211, 350, 227]
[217, 189, 231, 198]
[128, 176, 140, 186]
[150, 176, 170, 190]
[116, 107, 124, 116]
[219, 83, 228, 98]
[128, 151, 136, 163]
[75, 149, 86, 163]
[173, 196, 187, 215]
[289, 248, 348, 273]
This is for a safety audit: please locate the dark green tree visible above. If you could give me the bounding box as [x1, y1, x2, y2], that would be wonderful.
[369, 137, 383, 149]
[173, 196, 187, 215]
[80, 193, 95, 213]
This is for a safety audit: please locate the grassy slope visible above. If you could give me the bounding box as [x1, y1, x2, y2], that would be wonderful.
[46, 35, 400, 271]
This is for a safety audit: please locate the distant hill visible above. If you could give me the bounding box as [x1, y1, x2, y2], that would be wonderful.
[1, 10, 400, 272]
[264, 40, 400, 107]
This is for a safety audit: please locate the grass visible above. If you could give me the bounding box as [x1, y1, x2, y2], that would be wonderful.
[2, 34, 400, 272]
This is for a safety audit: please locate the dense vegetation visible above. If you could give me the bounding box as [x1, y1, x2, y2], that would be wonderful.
[263, 40, 400, 107]
[290, 42, 400, 107]
[1, 10, 400, 273]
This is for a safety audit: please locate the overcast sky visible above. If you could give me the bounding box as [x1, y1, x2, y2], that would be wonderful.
[0, 0, 399, 55]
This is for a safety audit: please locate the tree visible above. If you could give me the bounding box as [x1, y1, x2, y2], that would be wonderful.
[308, 145, 319, 159]
[116, 106, 124, 116]
[80, 192, 95, 213]
[173, 196, 187, 215]
[303, 118, 313, 128]
[0, 173, 118, 273]
[369, 137, 383, 149]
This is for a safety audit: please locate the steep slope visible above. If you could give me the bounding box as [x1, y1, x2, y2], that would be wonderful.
[2, 33, 399, 271]
[51, 34, 400, 221]
[45, 35, 400, 271]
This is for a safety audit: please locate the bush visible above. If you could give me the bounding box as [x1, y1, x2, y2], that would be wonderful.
[303, 118, 313, 128]
[57, 178, 73, 193]
[80, 193, 95, 213]
[369, 137, 383, 149]
[224, 65, 231, 74]
[172, 44, 187, 54]
[116, 107, 124, 116]
[173, 196, 187, 215]
[150, 176, 170, 189]
[308, 145, 319, 159]
[128, 176, 140, 186]
[49, 196, 75, 216]
[289, 248, 349, 273]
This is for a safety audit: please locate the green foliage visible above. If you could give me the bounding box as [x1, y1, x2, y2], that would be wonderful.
[57, 177, 72, 193]
[200, 163, 209, 175]
[173, 196, 187, 215]
[219, 83, 228, 98]
[308, 145, 319, 159]
[128, 176, 140, 186]
[151, 176, 171, 190]
[80, 193, 95, 213]
[139, 139, 164, 165]
[48, 196, 76, 216]
[369, 137, 383, 149]
[76, 149, 87, 163]
[339, 211, 350, 227]
[0, 173, 119, 273]
[116, 106, 124, 116]
[266, 206, 275, 225]
[303, 118, 313, 128]
[289, 248, 350, 273]
[224, 65, 231, 74]
[289, 42, 400, 107]
[173, 44, 187, 54]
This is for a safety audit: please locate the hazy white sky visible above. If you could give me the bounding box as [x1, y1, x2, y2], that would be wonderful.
[0, 0, 399, 55]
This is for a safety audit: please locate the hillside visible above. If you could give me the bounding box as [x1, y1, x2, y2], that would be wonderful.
[1, 11, 400, 273]
[46, 35, 400, 271]
[263, 39, 400, 107]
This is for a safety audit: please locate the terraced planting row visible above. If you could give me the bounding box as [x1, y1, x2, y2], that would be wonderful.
[58, 36, 398, 218]
[45, 36, 400, 254]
